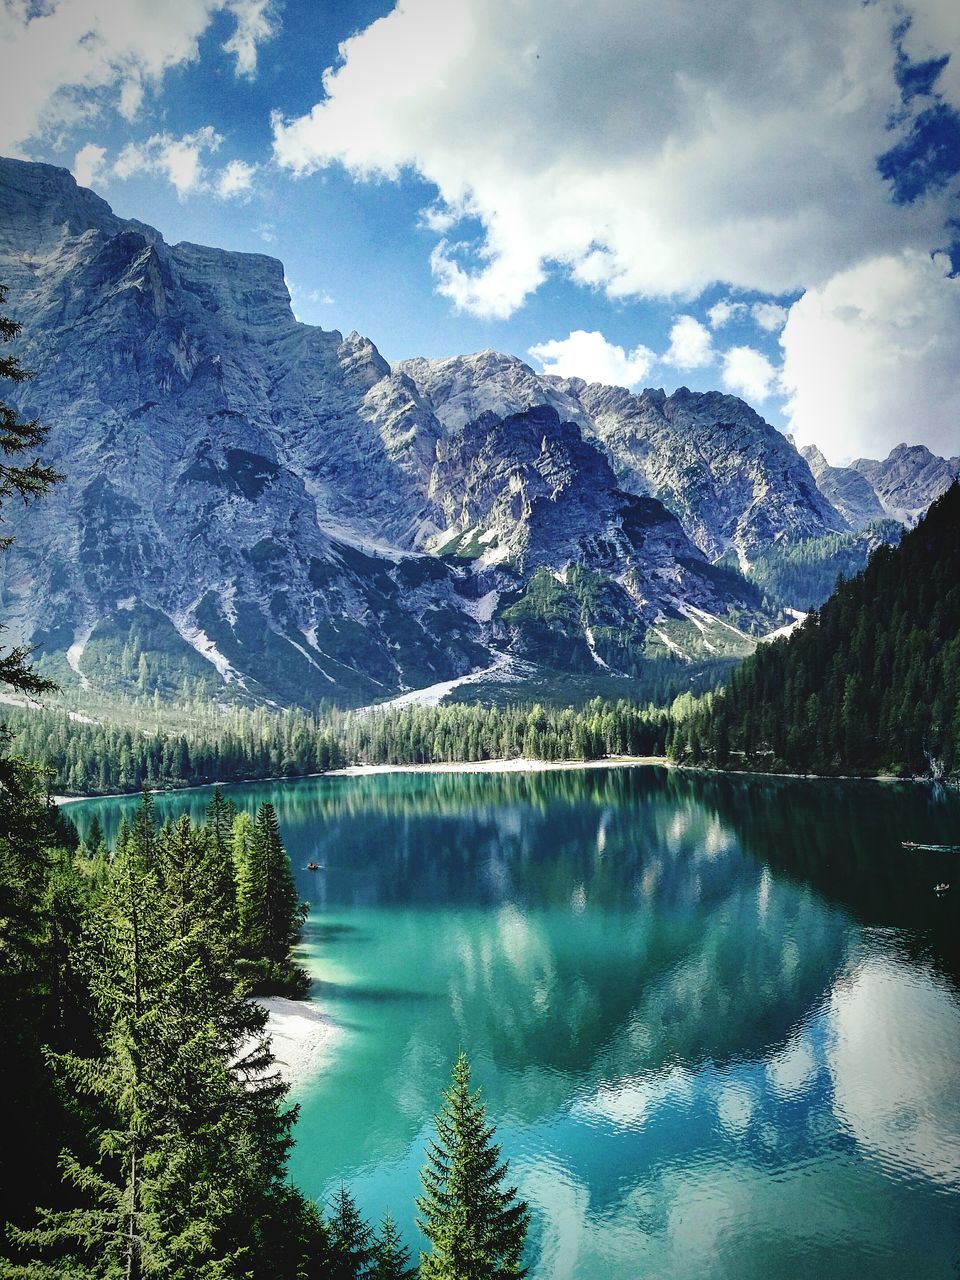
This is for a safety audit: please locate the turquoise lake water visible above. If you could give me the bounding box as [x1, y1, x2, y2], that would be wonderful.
[74, 767, 960, 1278]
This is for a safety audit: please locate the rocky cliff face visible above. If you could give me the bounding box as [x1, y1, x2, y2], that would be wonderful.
[3, 159, 948, 708]
[800, 445, 887, 530]
[850, 445, 960, 525]
[403, 351, 845, 565]
[0, 158, 771, 706]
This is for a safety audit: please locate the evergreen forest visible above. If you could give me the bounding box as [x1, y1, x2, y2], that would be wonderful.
[670, 482, 960, 777]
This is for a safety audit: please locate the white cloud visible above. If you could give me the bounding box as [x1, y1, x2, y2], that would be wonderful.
[707, 299, 748, 329]
[72, 142, 108, 189]
[256, 222, 277, 243]
[780, 250, 960, 462]
[271, 0, 957, 320]
[528, 330, 656, 388]
[663, 315, 713, 369]
[216, 158, 257, 199]
[721, 346, 778, 403]
[114, 127, 223, 198]
[751, 302, 788, 332]
[222, 0, 279, 78]
[0, 0, 277, 151]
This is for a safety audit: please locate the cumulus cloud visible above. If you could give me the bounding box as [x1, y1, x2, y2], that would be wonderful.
[216, 158, 257, 198]
[0, 0, 277, 151]
[222, 0, 279, 78]
[114, 127, 223, 198]
[751, 302, 788, 332]
[272, 0, 956, 321]
[780, 249, 960, 462]
[707, 299, 748, 328]
[663, 315, 713, 369]
[528, 330, 656, 388]
[721, 346, 778, 403]
[72, 142, 108, 189]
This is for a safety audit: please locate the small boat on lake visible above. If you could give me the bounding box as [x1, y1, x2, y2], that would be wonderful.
[305, 862, 323, 871]
[934, 882, 950, 894]
[901, 841, 960, 852]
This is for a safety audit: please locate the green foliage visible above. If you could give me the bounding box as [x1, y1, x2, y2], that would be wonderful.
[370, 1215, 415, 1280]
[675, 484, 960, 778]
[417, 1052, 529, 1280]
[4, 695, 673, 796]
[742, 520, 902, 611]
[2, 793, 326, 1278]
[237, 803, 309, 997]
[327, 1185, 375, 1280]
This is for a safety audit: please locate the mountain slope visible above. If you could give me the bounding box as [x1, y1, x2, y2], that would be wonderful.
[0, 157, 773, 708]
[403, 351, 847, 564]
[674, 482, 960, 777]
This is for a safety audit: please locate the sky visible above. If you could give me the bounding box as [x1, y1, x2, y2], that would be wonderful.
[2, 0, 959, 464]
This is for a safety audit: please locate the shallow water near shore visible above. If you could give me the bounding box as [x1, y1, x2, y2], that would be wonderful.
[74, 767, 960, 1279]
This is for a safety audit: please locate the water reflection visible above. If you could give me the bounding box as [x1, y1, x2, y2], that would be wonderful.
[74, 769, 960, 1278]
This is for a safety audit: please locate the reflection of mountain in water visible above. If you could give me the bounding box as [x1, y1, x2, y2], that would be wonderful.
[76, 770, 960, 1276]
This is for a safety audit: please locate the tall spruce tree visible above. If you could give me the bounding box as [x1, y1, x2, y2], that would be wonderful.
[327, 1185, 375, 1280]
[237, 803, 307, 995]
[370, 1213, 416, 1280]
[417, 1053, 529, 1280]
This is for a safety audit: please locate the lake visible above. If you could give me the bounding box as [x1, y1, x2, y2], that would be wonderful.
[73, 766, 960, 1279]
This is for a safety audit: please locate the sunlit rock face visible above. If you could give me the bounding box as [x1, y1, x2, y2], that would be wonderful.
[800, 445, 886, 530]
[1, 159, 781, 703]
[850, 444, 960, 525]
[403, 351, 847, 564]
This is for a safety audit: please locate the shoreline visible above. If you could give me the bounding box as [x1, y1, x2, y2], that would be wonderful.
[50, 756, 671, 804]
[255, 995, 339, 1090]
[50, 753, 949, 803]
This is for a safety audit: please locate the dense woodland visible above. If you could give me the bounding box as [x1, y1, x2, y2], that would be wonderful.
[4, 698, 671, 795]
[672, 483, 960, 777]
[0, 779, 528, 1277]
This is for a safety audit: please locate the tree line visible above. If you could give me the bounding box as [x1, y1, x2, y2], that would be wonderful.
[4, 698, 671, 796]
[670, 483, 960, 778]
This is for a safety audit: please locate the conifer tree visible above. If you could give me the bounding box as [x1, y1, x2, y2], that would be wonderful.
[417, 1052, 529, 1280]
[237, 803, 307, 995]
[328, 1184, 376, 1280]
[370, 1213, 416, 1280]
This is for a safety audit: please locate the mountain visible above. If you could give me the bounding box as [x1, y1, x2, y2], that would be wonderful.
[0, 158, 775, 708]
[402, 351, 845, 565]
[850, 445, 960, 524]
[673, 482, 960, 778]
[2, 157, 950, 711]
[800, 444, 886, 529]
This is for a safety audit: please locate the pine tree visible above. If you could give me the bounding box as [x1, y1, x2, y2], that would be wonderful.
[370, 1213, 416, 1280]
[417, 1052, 529, 1280]
[237, 803, 307, 995]
[327, 1184, 375, 1280]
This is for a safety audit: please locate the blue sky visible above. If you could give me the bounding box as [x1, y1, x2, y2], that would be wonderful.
[3, 0, 959, 462]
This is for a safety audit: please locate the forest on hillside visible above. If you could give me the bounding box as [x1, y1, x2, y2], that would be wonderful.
[671, 483, 960, 778]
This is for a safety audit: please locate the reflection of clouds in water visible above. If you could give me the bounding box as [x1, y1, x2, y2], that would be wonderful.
[715, 1081, 756, 1136]
[827, 956, 960, 1189]
[572, 1063, 695, 1131]
[767, 1032, 817, 1099]
[518, 1155, 589, 1280]
[702, 819, 731, 860]
[757, 865, 771, 918]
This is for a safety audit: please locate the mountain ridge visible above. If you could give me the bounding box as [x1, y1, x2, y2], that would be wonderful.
[0, 157, 952, 709]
